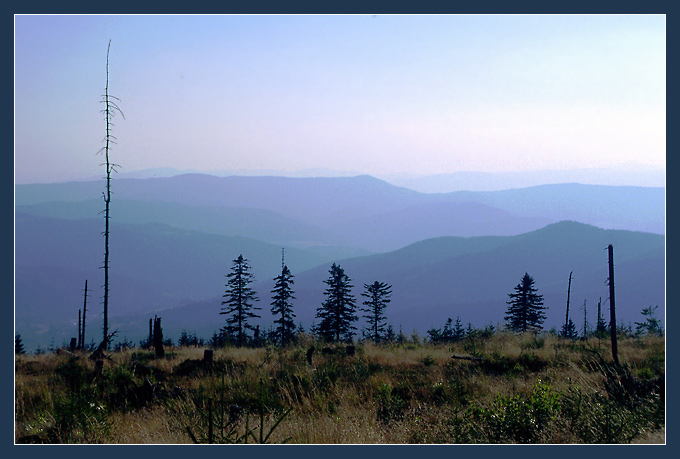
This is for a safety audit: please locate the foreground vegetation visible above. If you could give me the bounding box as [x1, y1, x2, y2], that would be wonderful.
[15, 332, 664, 444]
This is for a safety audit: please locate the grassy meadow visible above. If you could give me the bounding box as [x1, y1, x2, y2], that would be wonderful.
[15, 332, 664, 444]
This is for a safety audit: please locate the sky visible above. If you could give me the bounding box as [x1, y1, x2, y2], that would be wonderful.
[14, 14, 666, 184]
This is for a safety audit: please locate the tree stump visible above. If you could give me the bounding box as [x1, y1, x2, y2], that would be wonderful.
[203, 349, 214, 364]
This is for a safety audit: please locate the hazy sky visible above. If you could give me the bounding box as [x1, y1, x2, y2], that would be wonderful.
[14, 14, 665, 184]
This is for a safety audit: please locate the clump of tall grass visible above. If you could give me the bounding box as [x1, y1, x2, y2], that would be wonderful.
[15, 332, 664, 444]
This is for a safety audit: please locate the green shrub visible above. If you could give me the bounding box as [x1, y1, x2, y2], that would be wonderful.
[375, 382, 408, 424]
[471, 379, 560, 443]
[518, 352, 548, 372]
[421, 355, 436, 367]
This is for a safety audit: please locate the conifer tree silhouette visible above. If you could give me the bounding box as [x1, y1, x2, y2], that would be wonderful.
[316, 263, 357, 343]
[504, 272, 546, 333]
[220, 254, 260, 347]
[15, 335, 25, 355]
[360, 281, 392, 343]
[271, 264, 296, 346]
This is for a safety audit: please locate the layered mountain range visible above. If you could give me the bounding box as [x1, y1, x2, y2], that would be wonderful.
[15, 174, 665, 351]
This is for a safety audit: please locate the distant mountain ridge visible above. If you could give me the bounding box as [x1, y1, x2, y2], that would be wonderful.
[14, 174, 665, 351]
[49, 165, 664, 192]
[386, 167, 665, 192]
[108, 221, 665, 347]
[14, 211, 336, 349]
[16, 174, 664, 252]
[15, 214, 664, 351]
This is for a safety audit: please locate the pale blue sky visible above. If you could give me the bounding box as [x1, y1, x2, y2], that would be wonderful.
[14, 14, 665, 183]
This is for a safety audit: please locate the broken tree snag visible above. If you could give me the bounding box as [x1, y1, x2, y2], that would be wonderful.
[153, 316, 165, 358]
[452, 354, 483, 362]
[78, 310, 82, 350]
[81, 279, 88, 351]
[90, 331, 117, 360]
[148, 318, 153, 350]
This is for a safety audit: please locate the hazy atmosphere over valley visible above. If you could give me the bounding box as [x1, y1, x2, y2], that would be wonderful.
[14, 14, 665, 353]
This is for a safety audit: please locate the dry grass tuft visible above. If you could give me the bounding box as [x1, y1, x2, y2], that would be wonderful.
[15, 332, 664, 444]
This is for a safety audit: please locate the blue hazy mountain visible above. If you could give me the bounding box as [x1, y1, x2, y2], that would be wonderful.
[68, 222, 664, 350]
[271, 221, 664, 335]
[14, 212, 335, 350]
[14, 174, 665, 350]
[16, 174, 664, 252]
[437, 184, 664, 235]
[385, 167, 665, 192]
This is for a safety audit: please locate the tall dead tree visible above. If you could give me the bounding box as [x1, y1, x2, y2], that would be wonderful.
[80, 280, 89, 350]
[581, 299, 588, 338]
[595, 297, 607, 337]
[607, 244, 619, 365]
[77, 309, 82, 350]
[564, 271, 572, 333]
[98, 40, 123, 347]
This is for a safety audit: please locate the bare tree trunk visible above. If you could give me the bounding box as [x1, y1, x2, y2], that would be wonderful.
[81, 279, 88, 350]
[564, 271, 572, 334]
[582, 299, 588, 338]
[99, 40, 123, 349]
[102, 42, 112, 346]
[608, 245, 619, 365]
[153, 316, 165, 358]
[78, 309, 82, 350]
[148, 318, 153, 349]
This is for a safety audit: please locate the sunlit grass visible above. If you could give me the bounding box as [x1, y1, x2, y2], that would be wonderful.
[15, 332, 665, 444]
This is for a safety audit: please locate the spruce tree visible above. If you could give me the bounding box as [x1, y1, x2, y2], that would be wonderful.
[441, 318, 454, 341]
[595, 297, 608, 337]
[316, 263, 357, 342]
[452, 316, 466, 342]
[360, 281, 392, 343]
[271, 265, 296, 346]
[427, 326, 442, 344]
[220, 254, 260, 347]
[504, 272, 546, 333]
[385, 324, 396, 343]
[635, 305, 663, 336]
[15, 335, 25, 355]
[561, 318, 578, 340]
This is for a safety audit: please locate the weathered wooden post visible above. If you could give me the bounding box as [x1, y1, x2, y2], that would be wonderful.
[608, 245, 619, 365]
